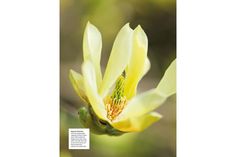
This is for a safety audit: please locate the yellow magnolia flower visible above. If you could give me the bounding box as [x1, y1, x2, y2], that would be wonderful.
[69, 22, 176, 135]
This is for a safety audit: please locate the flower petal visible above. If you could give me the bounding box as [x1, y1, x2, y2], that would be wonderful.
[119, 89, 166, 120]
[83, 22, 102, 87]
[99, 23, 133, 97]
[124, 26, 148, 99]
[112, 112, 162, 132]
[118, 59, 176, 120]
[156, 59, 176, 97]
[142, 57, 151, 77]
[69, 69, 88, 103]
[82, 60, 107, 120]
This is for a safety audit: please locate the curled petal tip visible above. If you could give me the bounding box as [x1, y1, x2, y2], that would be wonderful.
[87, 21, 91, 24]
[135, 25, 142, 29]
[125, 22, 130, 26]
[86, 21, 94, 28]
[123, 23, 133, 30]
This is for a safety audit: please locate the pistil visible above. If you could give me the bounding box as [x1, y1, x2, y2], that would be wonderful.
[105, 75, 127, 121]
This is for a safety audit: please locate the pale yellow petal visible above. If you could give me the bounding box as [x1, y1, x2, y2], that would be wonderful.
[82, 61, 107, 120]
[99, 23, 133, 97]
[142, 57, 151, 77]
[124, 25, 148, 99]
[118, 59, 176, 120]
[156, 59, 176, 97]
[69, 69, 87, 102]
[83, 21, 102, 87]
[119, 89, 166, 120]
[112, 112, 162, 132]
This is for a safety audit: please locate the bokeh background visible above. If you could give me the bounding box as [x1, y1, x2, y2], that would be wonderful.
[60, 0, 176, 157]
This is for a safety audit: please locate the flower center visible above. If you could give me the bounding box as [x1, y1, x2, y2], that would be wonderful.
[105, 75, 127, 121]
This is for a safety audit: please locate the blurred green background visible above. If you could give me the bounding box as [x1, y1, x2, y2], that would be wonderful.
[60, 0, 176, 157]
